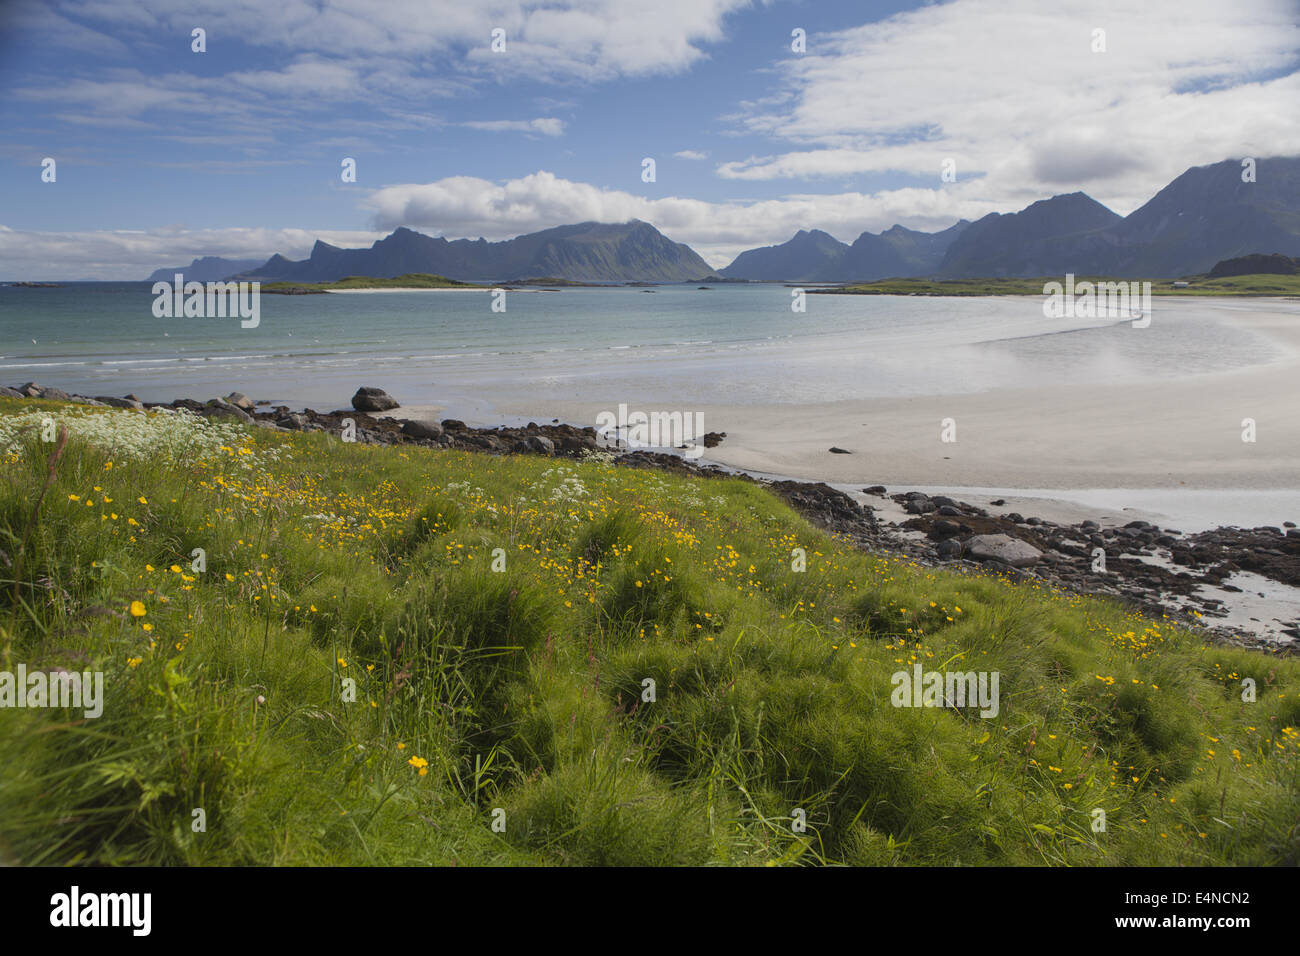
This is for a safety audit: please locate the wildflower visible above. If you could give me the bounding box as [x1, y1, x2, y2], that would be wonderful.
[129, 600, 147, 617]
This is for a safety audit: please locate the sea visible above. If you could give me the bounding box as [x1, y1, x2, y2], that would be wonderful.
[0, 282, 1286, 422]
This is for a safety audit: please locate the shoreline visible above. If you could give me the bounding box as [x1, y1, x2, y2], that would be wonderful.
[3, 383, 1297, 651]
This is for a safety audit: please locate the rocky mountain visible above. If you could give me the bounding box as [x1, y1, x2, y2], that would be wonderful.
[935, 193, 1122, 277]
[1089, 156, 1300, 275]
[242, 220, 713, 284]
[720, 221, 970, 281]
[720, 229, 850, 281]
[148, 256, 266, 282]
[838, 221, 971, 281]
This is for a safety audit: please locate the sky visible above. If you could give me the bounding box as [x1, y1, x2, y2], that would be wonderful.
[1, 0, 1298, 279]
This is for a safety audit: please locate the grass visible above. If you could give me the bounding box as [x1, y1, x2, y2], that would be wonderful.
[1, 397, 1297, 866]
[263, 273, 483, 293]
[818, 274, 1300, 297]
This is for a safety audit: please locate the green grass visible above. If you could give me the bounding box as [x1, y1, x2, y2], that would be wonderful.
[263, 273, 483, 293]
[1, 398, 1297, 866]
[819, 274, 1300, 297]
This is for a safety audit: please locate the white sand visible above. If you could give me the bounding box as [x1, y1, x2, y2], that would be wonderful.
[510, 301, 1300, 495]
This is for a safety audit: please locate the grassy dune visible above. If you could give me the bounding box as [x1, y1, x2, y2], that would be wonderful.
[820, 274, 1300, 297]
[1, 399, 1297, 866]
[263, 273, 482, 293]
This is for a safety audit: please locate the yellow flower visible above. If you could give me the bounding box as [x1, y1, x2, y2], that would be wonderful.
[126, 656, 142, 668]
[408, 755, 428, 769]
[129, 600, 147, 617]
[337, 658, 347, 668]
[138, 496, 147, 504]
[142, 622, 153, 632]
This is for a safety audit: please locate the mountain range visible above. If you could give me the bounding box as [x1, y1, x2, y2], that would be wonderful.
[152, 156, 1300, 284]
[721, 157, 1300, 281]
[240, 220, 712, 284]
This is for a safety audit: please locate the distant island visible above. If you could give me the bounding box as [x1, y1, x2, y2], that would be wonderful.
[262, 273, 484, 294]
[148, 256, 267, 283]
[813, 268, 1300, 298]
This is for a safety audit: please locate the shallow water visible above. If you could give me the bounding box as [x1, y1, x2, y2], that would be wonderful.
[0, 284, 1290, 417]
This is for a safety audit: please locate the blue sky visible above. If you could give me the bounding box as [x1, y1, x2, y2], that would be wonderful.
[2, 0, 1298, 277]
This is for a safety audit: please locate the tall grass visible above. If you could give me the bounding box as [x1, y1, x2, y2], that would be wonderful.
[1, 399, 1296, 866]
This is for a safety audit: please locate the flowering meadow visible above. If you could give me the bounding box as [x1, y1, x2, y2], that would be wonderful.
[1, 398, 1296, 865]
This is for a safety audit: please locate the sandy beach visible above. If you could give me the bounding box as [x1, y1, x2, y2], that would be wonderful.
[488, 299, 1300, 496]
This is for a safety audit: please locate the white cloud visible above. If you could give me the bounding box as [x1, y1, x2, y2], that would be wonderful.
[720, 0, 1300, 213]
[463, 118, 566, 136]
[674, 150, 709, 160]
[35, 0, 751, 82]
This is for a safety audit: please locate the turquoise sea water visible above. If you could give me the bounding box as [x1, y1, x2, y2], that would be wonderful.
[0, 282, 1290, 419]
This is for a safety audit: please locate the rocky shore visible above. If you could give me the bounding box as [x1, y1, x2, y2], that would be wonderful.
[6, 381, 1296, 655]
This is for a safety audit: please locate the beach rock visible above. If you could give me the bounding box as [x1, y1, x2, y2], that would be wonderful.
[441, 419, 466, 431]
[967, 533, 1043, 568]
[19, 382, 42, 397]
[401, 420, 443, 440]
[38, 386, 72, 401]
[769, 480, 879, 533]
[905, 498, 937, 515]
[936, 538, 963, 559]
[931, 519, 962, 538]
[527, 435, 556, 455]
[351, 387, 399, 412]
[277, 414, 308, 430]
[863, 486, 887, 495]
[829, 446, 852, 454]
[0, 386, 21, 399]
[1055, 540, 1088, 558]
[95, 396, 144, 410]
[203, 398, 253, 423]
[225, 391, 256, 411]
[703, 431, 726, 448]
[559, 435, 599, 453]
